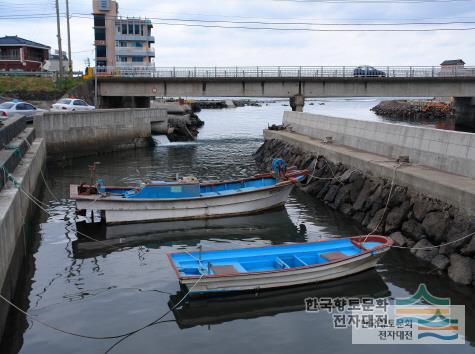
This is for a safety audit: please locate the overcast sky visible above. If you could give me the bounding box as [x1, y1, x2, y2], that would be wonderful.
[1, 0, 475, 70]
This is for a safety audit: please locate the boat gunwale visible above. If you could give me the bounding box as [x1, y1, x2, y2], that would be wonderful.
[168, 235, 393, 281]
[70, 176, 300, 203]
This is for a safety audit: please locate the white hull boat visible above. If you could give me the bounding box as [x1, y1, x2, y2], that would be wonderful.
[168, 236, 393, 294]
[71, 164, 307, 225]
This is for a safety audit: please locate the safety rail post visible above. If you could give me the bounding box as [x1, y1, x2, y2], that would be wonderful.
[320, 66, 323, 77]
[431, 66, 434, 77]
[214, 67, 217, 78]
[386, 66, 389, 77]
[173, 67, 176, 78]
[278, 66, 281, 78]
[342, 66, 345, 78]
[235, 66, 238, 78]
[194, 67, 197, 78]
[257, 66, 259, 78]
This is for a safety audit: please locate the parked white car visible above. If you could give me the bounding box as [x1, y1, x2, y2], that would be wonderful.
[51, 98, 95, 111]
[0, 101, 46, 121]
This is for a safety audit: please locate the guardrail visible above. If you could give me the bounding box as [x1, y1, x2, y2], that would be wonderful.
[0, 71, 84, 78]
[95, 66, 475, 79]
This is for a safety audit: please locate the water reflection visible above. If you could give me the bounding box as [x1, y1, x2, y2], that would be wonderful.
[169, 270, 389, 330]
[73, 208, 306, 259]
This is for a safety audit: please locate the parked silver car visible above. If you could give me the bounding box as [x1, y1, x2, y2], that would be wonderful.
[51, 98, 95, 111]
[0, 101, 46, 122]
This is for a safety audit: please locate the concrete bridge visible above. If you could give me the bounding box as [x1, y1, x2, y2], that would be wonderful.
[95, 66, 475, 129]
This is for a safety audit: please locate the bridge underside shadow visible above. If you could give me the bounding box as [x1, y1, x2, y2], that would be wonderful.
[454, 97, 475, 132]
[100, 96, 151, 109]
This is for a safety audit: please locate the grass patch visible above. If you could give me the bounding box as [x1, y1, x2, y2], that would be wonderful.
[0, 76, 82, 94]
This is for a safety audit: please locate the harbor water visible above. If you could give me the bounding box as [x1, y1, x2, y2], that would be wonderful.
[1, 98, 474, 354]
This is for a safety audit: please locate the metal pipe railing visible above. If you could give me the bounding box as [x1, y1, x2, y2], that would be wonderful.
[93, 65, 475, 79]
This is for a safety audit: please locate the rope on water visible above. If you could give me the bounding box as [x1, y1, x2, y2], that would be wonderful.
[0, 273, 204, 341]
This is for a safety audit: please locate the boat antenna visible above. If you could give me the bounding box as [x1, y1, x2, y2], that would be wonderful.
[198, 244, 202, 262]
[135, 168, 145, 184]
[88, 162, 100, 186]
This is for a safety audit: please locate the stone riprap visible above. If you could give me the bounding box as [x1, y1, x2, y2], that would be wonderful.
[254, 138, 475, 286]
[371, 100, 453, 122]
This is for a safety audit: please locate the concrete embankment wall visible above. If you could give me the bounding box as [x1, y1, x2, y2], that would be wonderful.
[0, 138, 46, 339]
[283, 111, 475, 179]
[256, 113, 475, 286]
[34, 108, 167, 159]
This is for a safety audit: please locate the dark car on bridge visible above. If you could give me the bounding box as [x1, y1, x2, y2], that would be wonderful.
[353, 66, 386, 77]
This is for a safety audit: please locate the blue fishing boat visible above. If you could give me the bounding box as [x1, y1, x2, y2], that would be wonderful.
[168, 235, 393, 294]
[71, 160, 307, 224]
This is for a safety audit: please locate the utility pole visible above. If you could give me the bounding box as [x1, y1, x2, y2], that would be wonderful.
[55, 0, 64, 80]
[65, 0, 73, 76]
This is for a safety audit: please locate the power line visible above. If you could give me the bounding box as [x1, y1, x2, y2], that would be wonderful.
[1, 10, 475, 32]
[4, 11, 471, 28]
[70, 13, 475, 32]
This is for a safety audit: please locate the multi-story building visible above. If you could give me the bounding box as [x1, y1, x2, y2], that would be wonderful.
[0, 36, 50, 72]
[92, 0, 155, 70]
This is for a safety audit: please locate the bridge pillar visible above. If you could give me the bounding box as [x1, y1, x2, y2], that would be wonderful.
[454, 97, 475, 132]
[290, 94, 305, 112]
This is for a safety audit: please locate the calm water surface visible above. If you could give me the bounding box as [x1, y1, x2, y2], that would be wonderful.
[1, 99, 474, 354]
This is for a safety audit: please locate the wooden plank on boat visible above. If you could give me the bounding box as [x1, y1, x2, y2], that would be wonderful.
[320, 251, 347, 262]
[211, 265, 239, 275]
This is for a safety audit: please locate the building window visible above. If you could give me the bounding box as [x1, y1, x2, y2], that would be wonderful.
[0, 48, 20, 59]
[96, 45, 106, 57]
[141, 26, 144, 35]
[134, 42, 143, 47]
[96, 60, 107, 71]
[95, 28, 106, 40]
[94, 15, 105, 27]
[134, 24, 140, 34]
[128, 24, 133, 34]
[117, 25, 121, 33]
[132, 57, 143, 62]
[116, 56, 127, 62]
[122, 24, 127, 34]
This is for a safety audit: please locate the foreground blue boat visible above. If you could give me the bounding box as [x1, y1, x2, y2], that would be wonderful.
[168, 235, 393, 294]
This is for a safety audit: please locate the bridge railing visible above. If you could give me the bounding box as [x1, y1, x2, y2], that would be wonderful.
[96, 66, 475, 79]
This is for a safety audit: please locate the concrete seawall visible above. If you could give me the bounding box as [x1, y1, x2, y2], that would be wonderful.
[0, 138, 46, 338]
[255, 112, 475, 286]
[34, 108, 167, 159]
[283, 111, 475, 179]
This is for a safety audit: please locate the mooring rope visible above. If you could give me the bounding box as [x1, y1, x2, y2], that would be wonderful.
[22, 138, 60, 202]
[1, 165, 124, 252]
[0, 272, 203, 340]
[300, 158, 475, 250]
[360, 163, 401, 243]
